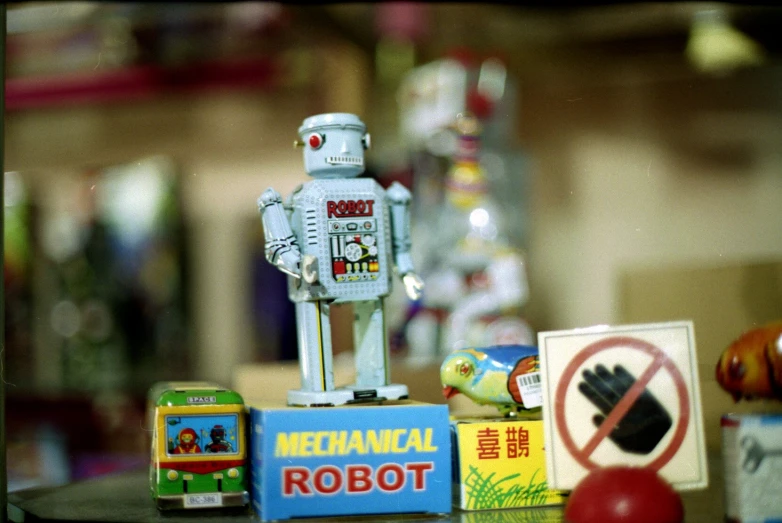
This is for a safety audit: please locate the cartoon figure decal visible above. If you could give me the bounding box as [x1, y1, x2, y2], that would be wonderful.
[171, 428, 202, 454]
[205, 425, 234, 453]
[165, 414, 239, 457]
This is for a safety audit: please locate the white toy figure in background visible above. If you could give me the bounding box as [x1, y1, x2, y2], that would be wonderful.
[258, 113, 424, 407]
[405, 114, 532, 359]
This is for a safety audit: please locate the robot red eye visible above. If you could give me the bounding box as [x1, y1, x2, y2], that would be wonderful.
[308, 133, 325, 149]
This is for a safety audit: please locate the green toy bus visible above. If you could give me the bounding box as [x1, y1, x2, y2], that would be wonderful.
[148, 382, 249, 510]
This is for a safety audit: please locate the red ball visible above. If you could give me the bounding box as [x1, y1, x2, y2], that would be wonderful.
[564, 466, 684, 523]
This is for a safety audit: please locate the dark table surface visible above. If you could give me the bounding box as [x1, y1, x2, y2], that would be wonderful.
[7, 458, 725, 523]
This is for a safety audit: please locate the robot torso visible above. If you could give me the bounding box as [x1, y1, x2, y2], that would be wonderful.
[288, 178, 392, 302]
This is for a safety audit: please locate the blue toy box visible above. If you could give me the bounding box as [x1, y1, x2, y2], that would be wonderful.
[249, 400, 452, 521]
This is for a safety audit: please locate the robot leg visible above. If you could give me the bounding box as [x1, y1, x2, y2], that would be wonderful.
[354, 299, 388, 388]
[352, 299, 409, 401]
[288, 300, 337, 406]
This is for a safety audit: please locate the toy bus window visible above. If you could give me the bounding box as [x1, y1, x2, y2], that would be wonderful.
[165, 414, 240, 456]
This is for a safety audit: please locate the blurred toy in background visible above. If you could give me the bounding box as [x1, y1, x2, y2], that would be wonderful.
[564, 465, 684, 523]
[3, 172, 35, 388]
[394, 56, 533, 362]
[721, 412, 782, 522]
[440, 345, 540, 417]
[0, 157, 191, 403]
[258, 113, 424, 407]
[427, 113, 532, 353]
[716, 322, 782, 402]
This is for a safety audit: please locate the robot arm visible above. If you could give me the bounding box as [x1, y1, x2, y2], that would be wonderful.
[258, 188, 301, 278]
[387, 181, 424, 300]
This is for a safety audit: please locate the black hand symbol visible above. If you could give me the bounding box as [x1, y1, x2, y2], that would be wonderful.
[578, 364, 672, 455]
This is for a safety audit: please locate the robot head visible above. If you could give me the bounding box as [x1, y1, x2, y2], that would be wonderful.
[210, 425, 226, 442]
[297, 113, 370, 179]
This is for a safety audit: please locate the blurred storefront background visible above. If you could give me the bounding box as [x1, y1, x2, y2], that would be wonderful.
[5, 2, 782, 490]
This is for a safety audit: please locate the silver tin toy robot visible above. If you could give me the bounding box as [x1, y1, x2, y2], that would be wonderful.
[258, 113, 423, 406]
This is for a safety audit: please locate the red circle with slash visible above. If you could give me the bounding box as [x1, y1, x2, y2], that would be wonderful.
[554, 336, 690, 472]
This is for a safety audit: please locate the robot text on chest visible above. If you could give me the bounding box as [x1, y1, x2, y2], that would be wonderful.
[288, 177, 392, 302]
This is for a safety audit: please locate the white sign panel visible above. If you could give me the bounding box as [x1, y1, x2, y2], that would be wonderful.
[538, 321, 708, 490]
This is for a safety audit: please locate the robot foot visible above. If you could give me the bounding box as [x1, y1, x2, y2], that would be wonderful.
[287, 384, 409, 407]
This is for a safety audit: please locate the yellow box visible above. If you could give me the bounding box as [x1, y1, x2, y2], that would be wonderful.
[451, 416, 567, 511]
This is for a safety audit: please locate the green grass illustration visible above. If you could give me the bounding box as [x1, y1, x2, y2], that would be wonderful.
[460, 506, 561, 523]
[463, 466, 551, 510]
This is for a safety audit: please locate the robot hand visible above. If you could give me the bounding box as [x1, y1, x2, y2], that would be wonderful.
[301, 254, 319, 284]
[272, 245, 302, 279]
[402, 272, 425, 301]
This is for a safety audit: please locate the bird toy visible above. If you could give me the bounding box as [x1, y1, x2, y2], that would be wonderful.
[441, 345, 541, 416]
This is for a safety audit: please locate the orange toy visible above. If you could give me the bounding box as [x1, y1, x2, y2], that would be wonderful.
[716, 322, 782, 402]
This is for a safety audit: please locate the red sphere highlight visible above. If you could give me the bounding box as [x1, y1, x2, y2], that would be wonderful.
[564, 466, 684, 523]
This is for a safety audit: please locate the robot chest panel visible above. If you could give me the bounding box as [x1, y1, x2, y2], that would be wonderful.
[293, 180, 391, 298]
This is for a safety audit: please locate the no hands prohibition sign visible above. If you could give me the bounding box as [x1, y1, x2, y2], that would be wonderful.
[554, 335, 690, 472]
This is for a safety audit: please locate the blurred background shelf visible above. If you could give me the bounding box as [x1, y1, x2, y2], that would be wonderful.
[5, 57, 278, 112]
